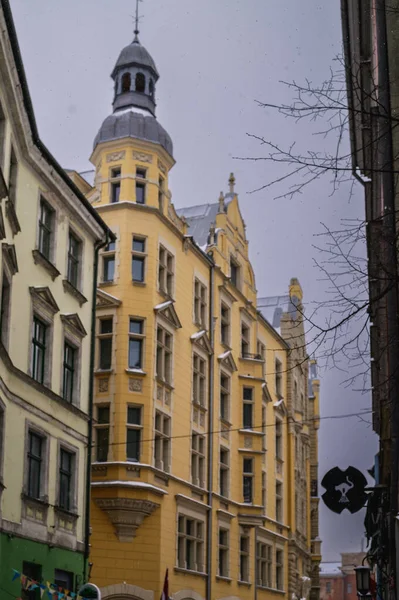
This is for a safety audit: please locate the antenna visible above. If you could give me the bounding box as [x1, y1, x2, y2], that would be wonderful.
[134, 0, 143, 42]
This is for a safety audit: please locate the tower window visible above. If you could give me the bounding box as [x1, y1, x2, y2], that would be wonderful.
[136, 167, 146, 204]
[135, 72, 146, 93]
[110, 167, 121, 203]
[149, 79, 154, 98]
[121, 72, 131, 93]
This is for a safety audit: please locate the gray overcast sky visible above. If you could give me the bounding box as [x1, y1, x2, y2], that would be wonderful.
[10, 0, 378, 560]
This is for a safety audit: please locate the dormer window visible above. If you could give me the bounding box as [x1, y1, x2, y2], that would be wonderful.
[121, 73, 131, 93]
[135, 72, 145, 93]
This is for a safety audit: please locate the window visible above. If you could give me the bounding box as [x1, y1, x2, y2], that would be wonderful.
[220, 373, 230, 421]
[158, 245, 174, 296]
[102, 240, 116, 283]
[193, 354, 206, 407]
[243, 387, 254, 429]
[243, 458, 254, 503]
[136, 167, 146, 204]
[32, 317, 47, 384]
[158, 176, 164, 210]
[239, 535, 250, 582]
[276, 419, 283, 460]
[326, 582, 332, 594]
[154, 411, 171, 472]
[156, 326, 172, 384]
[275, 358, 283, 397]
[0, 102, 5, 170]
[95, 405, 110, 462]
[27, 431, 43, 499]
[220, 303, 230, 346]
[98, 318, 113, 370]
[220, 447, 229, 497]
[135, 72, 145, 93]
[257, 340, 266, 377]
[38, 199, 54, 260]
[129, 318, 144, 369]
[121, 72, 131, 92]
[54, 570, 73, 591]
[59, 449, 74, 511]
[62, 342, 76, 403]
[1, 272, 11, 347]
[276, 481, 283, 522]
[67, 231, 81, 289]
[257, 542, 272, 588]
[8, 145, 18, 205]
[132, 236, 146, 282]
[177, 515, 204, 572]
[149, 78, 154, 98]
[191, 433, 205, 487]
[276, 549, 284, 590]
[230, 257, 240, 287]
[347, 583, 352, 594]
[262, 472, 266, 509]
[241, 322, 250, 357]
[262, 407, 266, 450]
[22, 562, 42, 600]
[110, 167, 121, 203]
[127, 405, 142, 461]
[218, 528, 229, 577]
[194, 279, 207, 327]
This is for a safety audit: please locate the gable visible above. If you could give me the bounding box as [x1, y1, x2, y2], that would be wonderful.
[218, 350, 237, 372]
[60, 313, 87, 338]
[191, 330, 212, 355]
[97, 289, 122, 308]
[29, 286, 59, 314]
[262, 381, 273, 403]
[154, 300, 182, 329]
[225, 196, 246, 241]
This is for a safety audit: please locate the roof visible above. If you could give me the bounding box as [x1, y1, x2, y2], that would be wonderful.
[176, 196, 234, 248]
[320, 562, 343, 576]
[1, 0, 113, 240]
[257, 295, 292, 334]
[94, 109, 173, 157]
[112, 40, 159, 79]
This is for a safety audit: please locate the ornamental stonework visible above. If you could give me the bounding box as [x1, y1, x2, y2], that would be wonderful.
[133, 151, 153, 163]
[129, 378, 143, 393]
[95, 497, 159, 542]
[106, 151, 126, 163]
[158, 159, 166, 174]
[244, 436, 252, 449]
[98, 378, 109, 393]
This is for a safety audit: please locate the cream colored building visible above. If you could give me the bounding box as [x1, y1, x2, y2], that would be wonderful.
[0, 0, 111, 595]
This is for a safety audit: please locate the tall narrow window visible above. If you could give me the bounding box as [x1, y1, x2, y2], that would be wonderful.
[220, 303, 230, 346]
[275, 419, 283, 460]
[38, 199, 54, 260]
[132, 236, 146, 282]
[220, 447, 229, 497]
[136, 167, 146, 204]
[262, 407, 267, 450]
[220, 373, 230, 421]
[135, 72, 145, 93]
[95, 405, 110, 462]
[27, 431, 43, 499]
[0, 102, 5, 170]
[262, 472, 266, 509]
[241, 322, 250, 357]
[243, 457, 254, 503]
[149, 78, 154, 98]
[218, 528, 229, 577]
[177, 515, 204, 572]
[110, 167, 121, 203]
[22, 563, 42, 600]
[8, 145, 18, 205]
[257, 340, 266, 377]
[230, 257, 240, 288]
[121, 72, 131, 92]
[126, 405, 142, 461]
[191, 433, 205, 487]
[129, 318, 144, 369]
[257, 542, 272, 588]
[32, 317, 46, 384]
[276, 481, 283, 522]
[194, 279, 207, 327]
[239, 535, 250, 582]
[275, 358, 283, 397]
[154, 411, 171, 472]
[59, 449, 73, 511]
[276, 549, 284, 590]
[98, 318, 113, 370]
[102, 240, 115, 283]
[158, 176, 164, 211]
[158, 245, 174, 296]
[243, 387, 254, 429]
[67, 231, 81, 288]
[193, 354, 206, 407]
[156, 326, 172, 384]
[0, 273, 11, 347]
[62, 342, 76, 403]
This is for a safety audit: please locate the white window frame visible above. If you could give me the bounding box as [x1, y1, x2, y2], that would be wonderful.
[177, 514, 205, 573]
[158, 244, 175, 297]
[191, 432, 205, 488]
[154, 410, 171, 472]
[194, 278, 207, 328]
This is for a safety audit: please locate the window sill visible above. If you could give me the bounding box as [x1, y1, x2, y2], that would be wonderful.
[54, 505, 79, 520]
[216, 575, 232, 583]
[126, 368, 146, 376]
[238, 580, 252, 587]
[21, 493, 49, 508]
[32, 249, 60, 281]
[258, 588, 285, 595]
[221, 342, 232, 352]
[156, 377, 174, 390]
[99, 280, 115, 287]
[158, 288, 173, 301]
[239, 428, 263, 436]
[192, 401, 207, 412]
[132, 280, 146, 287]
[220, 417, 232, 427]
[95, 368, 113, 374]
[174, 567, 207, 578]
[5, 199, 21, 235]
[62, 279, 88, 306]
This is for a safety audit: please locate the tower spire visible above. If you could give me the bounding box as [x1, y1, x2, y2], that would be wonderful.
[134, 0, 142, 43]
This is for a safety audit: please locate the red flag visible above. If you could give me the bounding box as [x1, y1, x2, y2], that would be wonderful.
[160, 568, 169, 600]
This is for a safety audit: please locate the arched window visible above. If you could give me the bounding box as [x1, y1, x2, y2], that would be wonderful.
[135, 72, 145, 93]
[121, 72, 131, 93]
[149, 79, 154, 98]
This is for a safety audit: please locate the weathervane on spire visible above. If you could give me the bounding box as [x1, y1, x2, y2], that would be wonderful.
[134, 0, 143, 42]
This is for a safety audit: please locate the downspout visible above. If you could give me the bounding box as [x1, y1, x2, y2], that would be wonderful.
[83, 233, 110, 584]
[206, 254, 215, 600]
[254, 527, 258, 600]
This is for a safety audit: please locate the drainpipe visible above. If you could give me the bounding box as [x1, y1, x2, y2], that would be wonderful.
[206, 255, 215, 600]
[254, 527, 258, 600]
[83, 233, 111, 584]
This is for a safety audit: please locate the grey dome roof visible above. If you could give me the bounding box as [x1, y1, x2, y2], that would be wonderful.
[112, 40, 159, 79]
[94, 110, 173, 157]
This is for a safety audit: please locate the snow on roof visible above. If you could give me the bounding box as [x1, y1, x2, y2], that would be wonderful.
[154, 300, 173, 311]
[191, 330, 206, 340]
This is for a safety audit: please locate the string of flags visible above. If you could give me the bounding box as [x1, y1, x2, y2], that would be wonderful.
[11, 569, 89, 600]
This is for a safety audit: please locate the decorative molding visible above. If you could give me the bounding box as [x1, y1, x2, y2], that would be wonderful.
[101, 583, 153, 600]
[106, 151, 125, 163]
[218, 350, 238, 373]
[2, 243, 18, 275]
[154, 300, 182, 329]
[29, 286, 59, 315]
[60, 313, 87, 338]
[157, 160, 166, 174]
[191, 330, 212, 355]
[0, 167, 8, 200]
[5, 199, 21, 235]
[167, 204, 184, 233]
[98, 378, 109, 393]
[96, 289, 122, 308]
[95, 497, 159, 542]
[129, 378, 143, 393]
[133, 151, 153, 164]
[0, 205, 6, 240]
[32, 249, 60, 280]
[62, 279, 88, 306]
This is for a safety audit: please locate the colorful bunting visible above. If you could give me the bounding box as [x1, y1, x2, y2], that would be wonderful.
[11, 570, 89, 600]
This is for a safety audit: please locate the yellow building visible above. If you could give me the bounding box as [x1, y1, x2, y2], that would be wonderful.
[0, 1, 111, 596]
[71, 22, 320, 600]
